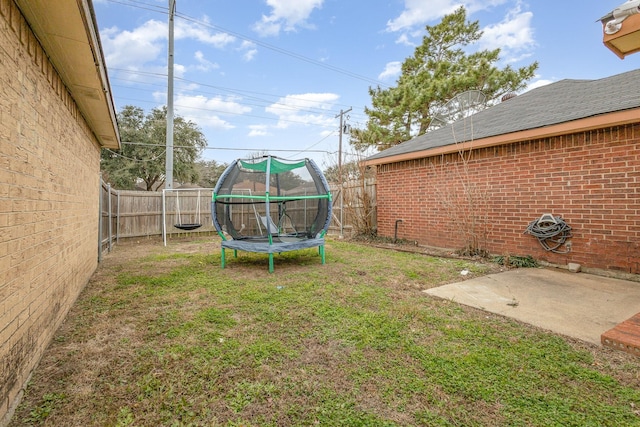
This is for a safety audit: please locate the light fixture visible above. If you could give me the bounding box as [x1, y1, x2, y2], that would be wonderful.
[599, 0, 640, 58]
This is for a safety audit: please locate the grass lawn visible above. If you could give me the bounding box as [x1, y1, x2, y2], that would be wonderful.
[10, 238, 640, 426]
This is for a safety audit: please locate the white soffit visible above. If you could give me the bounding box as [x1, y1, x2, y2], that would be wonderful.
[15, 0, 120, 149]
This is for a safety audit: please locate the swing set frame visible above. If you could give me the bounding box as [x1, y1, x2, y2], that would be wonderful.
[161, 188, 212, 246]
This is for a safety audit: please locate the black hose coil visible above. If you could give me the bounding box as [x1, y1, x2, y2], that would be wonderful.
[524, 214, 572, 254]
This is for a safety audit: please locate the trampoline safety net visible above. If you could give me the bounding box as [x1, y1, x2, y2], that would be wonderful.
[211, 156, 332, 271]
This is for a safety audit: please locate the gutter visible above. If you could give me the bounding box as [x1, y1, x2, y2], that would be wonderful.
[363, 109, 640, 167]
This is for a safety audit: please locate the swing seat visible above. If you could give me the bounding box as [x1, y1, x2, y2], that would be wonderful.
[260, 216, 278, 235]
[174, 223, 202, 231]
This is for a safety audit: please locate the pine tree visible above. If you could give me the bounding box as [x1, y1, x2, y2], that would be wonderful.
[352, 6, 538, 151]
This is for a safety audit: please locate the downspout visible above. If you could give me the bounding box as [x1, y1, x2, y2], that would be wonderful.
[394, 219, 403, 243]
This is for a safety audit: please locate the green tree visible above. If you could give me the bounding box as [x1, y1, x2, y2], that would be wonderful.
[196, 159, 228, 188]
[352, 6, 538, 151]
[101, 105, 207, 190]
[323, 159, 374, 184]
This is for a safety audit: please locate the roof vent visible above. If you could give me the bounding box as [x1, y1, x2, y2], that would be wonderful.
[500, 92, 518, 102]
[501, 92, 517, 102]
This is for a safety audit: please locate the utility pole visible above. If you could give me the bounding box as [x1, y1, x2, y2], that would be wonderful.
[165, 0, 176, 190]
[334, 107, 351, 237]
[334, 107, 352, 184]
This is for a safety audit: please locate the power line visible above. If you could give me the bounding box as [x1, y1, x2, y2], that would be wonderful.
[104, 147, 165, 162]
[108, 69, 368, 122]
[104, 0, 166, 14]
[100, 1, 372, 160]
[103, 0, 388, 88]
[114, 95, 343, 128]
[283, 130, 338, 159]
[175, 13, 387, 88]
[120, 140, 334, 154]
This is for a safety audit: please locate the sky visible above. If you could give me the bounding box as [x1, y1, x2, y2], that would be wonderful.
[93, 0, 640, 170]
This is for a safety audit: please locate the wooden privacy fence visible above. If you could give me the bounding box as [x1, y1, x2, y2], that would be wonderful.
[99, 180, 118, 260]
[329, 177, 377, 236]
[98, 178, 376, 257]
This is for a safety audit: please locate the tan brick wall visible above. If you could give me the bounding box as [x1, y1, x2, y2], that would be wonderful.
[0, 0, 102, 422]
[376, 126, 640, 273]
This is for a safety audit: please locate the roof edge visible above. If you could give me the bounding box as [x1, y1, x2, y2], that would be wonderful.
[15, 0, 120, 149]
[82, 0, 120, 148]
[363, 109, 640, 167]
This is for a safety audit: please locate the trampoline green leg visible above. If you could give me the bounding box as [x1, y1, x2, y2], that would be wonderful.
[269, 253, 274, 273]
[319, 245, 325, 265]
[221, 248, 226, 269]
[234, 249, 238, 258]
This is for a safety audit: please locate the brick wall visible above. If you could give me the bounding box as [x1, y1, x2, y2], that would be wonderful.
[0, 0, 102, 423]
[376, 125, 640, 273]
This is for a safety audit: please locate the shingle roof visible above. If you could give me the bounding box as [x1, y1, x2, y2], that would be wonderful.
[366, 69, 640, 162]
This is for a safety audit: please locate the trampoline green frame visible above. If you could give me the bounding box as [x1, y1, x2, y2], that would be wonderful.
[212, 156, 332, 272]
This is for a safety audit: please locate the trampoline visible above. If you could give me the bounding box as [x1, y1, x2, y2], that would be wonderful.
[211, 155, 332, 272]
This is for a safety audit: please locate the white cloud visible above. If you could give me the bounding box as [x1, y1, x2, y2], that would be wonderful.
[386, 0, 455, 32]
[243, 49, 258, 62]
[386, 0, 512, 45]
[248, 125, 269, 137]
[239, 41, 258, 62]
[378, 61, 402, 81]
[253, 0, 324, 37]
[265, 93, 338, 129]
[480, 4, 535, 57]
[172, 94, 252, 130]
[394, 33, 413, 47]
[178, 81, 202, 92]
[101, 19, 235, 72]
[194, 51, 219, 71]
[175, 20, 235, 48]
[526, 78, 554, 92]
[174, 63, 187, 78]
[101, 21, 165, 69]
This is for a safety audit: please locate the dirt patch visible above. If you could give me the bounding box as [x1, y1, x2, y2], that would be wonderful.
[8, 237, 640, 426]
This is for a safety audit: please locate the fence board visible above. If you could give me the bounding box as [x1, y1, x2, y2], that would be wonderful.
[98, 178, 377, 251]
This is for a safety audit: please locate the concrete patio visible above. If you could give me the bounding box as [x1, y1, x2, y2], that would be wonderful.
[424, 267, 640, 349]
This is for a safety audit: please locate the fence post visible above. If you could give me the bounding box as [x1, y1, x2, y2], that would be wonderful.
[98, 179, 103, 263]
[107, 184, 112, 253]
[162, 189, 167, 246]
[116, 189, 120, 245]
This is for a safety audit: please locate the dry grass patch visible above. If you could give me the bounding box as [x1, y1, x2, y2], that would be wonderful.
[9, 237, 640, 426]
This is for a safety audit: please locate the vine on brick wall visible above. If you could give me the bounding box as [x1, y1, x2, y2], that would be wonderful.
[431, 149, 493, 257]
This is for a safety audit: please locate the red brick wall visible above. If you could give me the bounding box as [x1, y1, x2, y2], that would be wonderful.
[376, 125, 640, 273]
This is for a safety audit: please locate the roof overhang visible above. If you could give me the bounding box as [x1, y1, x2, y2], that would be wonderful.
[602, 12, 640, 58]
[363, 108, 640, 167]
[15, 0, 120, 149]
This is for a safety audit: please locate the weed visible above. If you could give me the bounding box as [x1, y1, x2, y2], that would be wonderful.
[8, 239, 640, 427]
[493, 254, 539, 268]
[115, 407, 134, 426]
[227, 381, 278, 412]
[27, 393, 65, 423]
